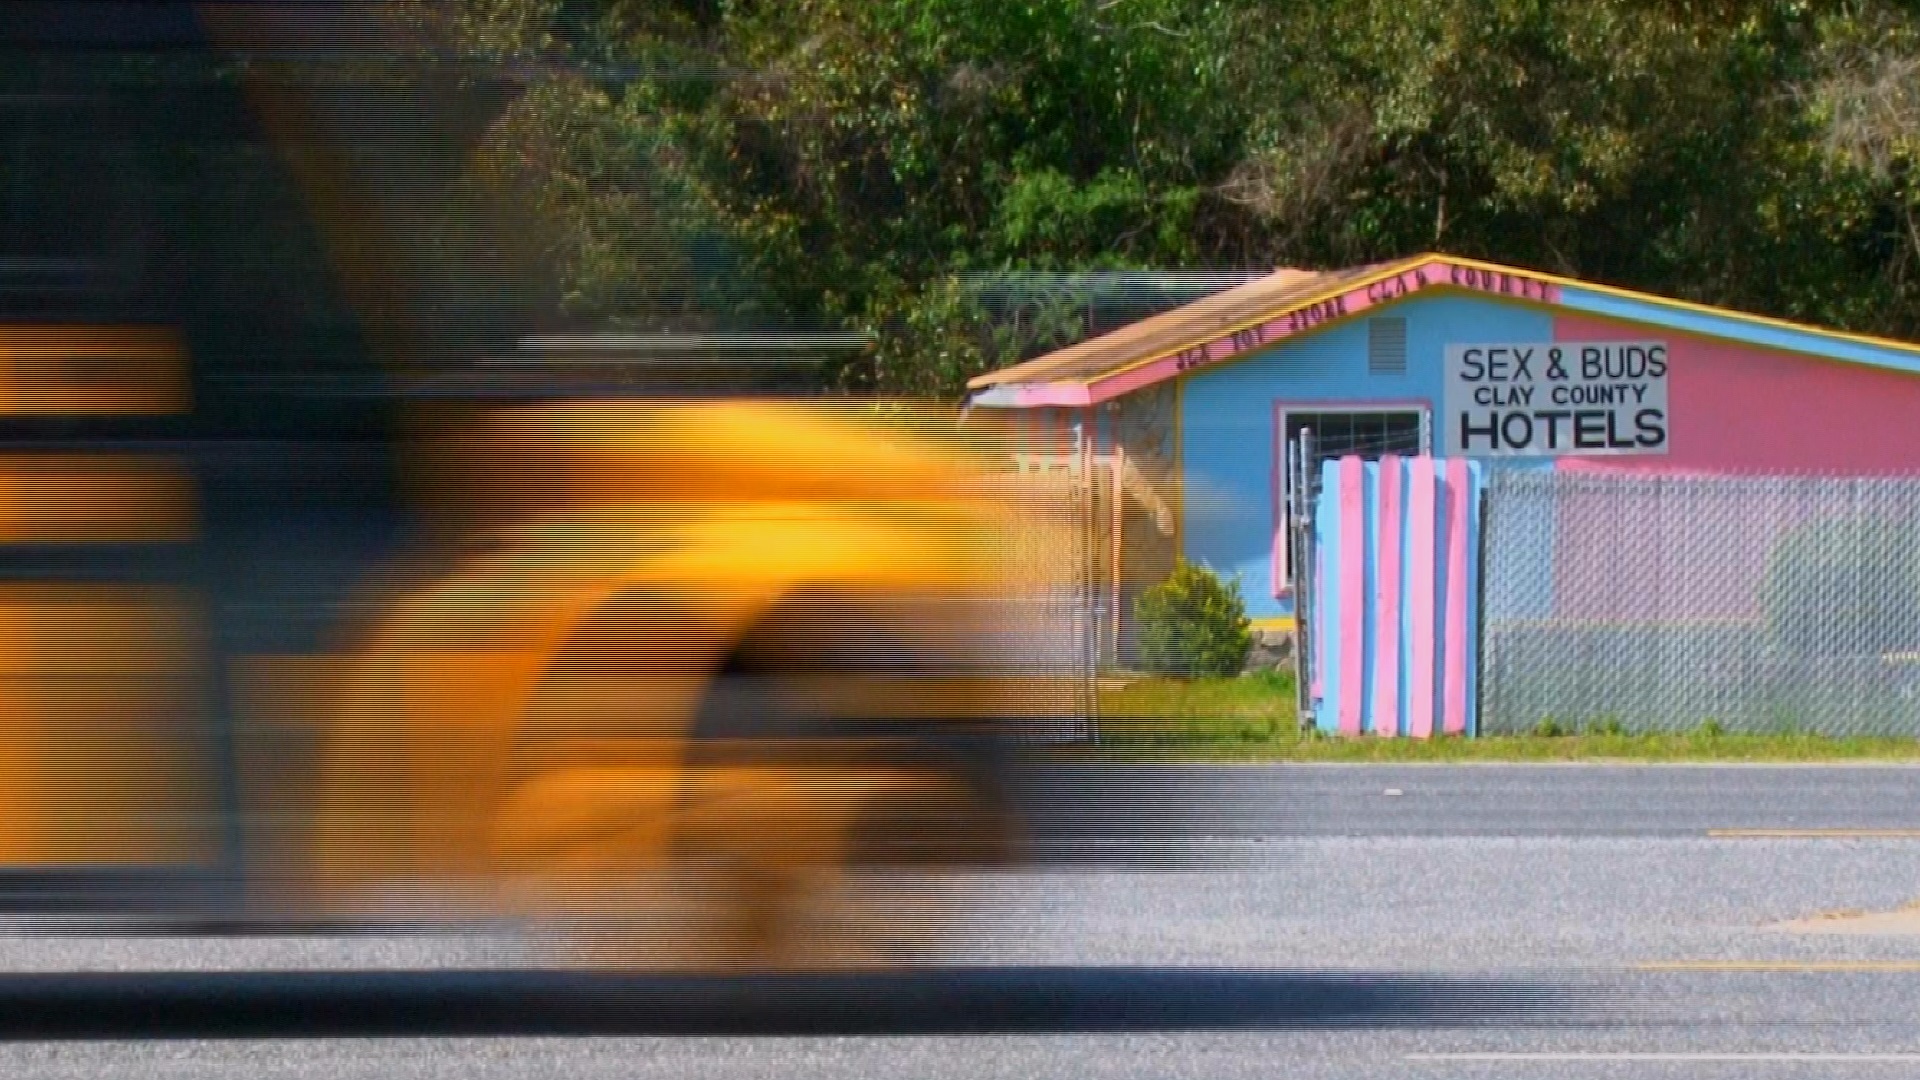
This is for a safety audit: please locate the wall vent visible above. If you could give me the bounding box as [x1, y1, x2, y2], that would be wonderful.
[1368, 317, 1407, 375]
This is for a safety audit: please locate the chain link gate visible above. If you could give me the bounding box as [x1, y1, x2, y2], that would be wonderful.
[1282, 417, 1430, 731]
[998, 425, 1102, 743]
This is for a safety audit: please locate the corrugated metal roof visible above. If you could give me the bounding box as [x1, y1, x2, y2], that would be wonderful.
[965, 252, 1920, 407]
[968, 258, 1411, 389]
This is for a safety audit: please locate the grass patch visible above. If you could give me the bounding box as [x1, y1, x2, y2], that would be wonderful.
[1085, 674, 1920, 762]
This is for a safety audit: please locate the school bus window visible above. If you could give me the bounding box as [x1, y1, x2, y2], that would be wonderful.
[0, 327, 188, 416]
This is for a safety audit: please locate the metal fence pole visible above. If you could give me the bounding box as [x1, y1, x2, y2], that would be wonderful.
[1473, 481, 1490, 738]
[1291, 429, 1316, 730]
[1076, 424, 1099, 742]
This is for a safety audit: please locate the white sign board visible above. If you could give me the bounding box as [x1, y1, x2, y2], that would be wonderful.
[1443, 342, 1669, 457]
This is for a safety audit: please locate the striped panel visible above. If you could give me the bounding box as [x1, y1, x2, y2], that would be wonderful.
[1312, 455, 1484, 738]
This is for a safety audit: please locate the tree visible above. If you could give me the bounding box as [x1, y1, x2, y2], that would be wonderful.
[374, 0, 1920, 397]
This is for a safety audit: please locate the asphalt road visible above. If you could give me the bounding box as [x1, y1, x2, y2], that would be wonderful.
[3, 763, 1919, 1078]
[1018, 760, 1920, 844]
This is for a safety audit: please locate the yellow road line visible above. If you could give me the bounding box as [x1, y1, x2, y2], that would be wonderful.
[1635, 960, 1920, 972]
[1709, 829, 1920, 839]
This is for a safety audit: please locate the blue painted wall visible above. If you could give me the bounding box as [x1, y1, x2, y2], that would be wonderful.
[1177, 293, 1554, 619]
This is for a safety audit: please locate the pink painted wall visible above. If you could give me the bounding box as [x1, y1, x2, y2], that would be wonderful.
[1550, 314, 1920, 475]
[1546, 315, 1920, 622]
[1544, 477, 1818, 623]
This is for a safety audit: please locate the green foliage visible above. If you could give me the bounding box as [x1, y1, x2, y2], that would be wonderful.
[1243, 667, 1298, 697]
[1092, 678, 1920, 761]
[1761, 517, 1920, 657]
[1133, 559, 1254, 679]
[395, 0, 1920, 397]
[1532, 717, 1567, 738]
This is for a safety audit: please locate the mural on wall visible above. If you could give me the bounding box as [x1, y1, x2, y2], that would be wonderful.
[1114, 380, 1175, 481]
[1110, 381, 1180, 644]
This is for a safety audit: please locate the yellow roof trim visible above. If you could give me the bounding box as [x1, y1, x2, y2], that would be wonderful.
[963, 254, 1435, 392]
[971, 251, 1920, 399]
[1440, 253, 1920, 360]
[1079, 255, 1443, 389]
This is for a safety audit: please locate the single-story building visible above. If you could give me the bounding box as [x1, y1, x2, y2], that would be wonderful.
[965, 252, 1920, 642]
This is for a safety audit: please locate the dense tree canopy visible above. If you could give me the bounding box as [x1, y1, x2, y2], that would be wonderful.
[384, 0, 1920, 397]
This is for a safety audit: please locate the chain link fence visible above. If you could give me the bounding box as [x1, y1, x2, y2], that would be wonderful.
[1482, 470, 1920, 736]
[979, 431, 1102, 742]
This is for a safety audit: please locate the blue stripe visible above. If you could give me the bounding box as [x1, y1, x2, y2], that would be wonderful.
[1313, 457, 1341, 732]
[1560, 286, 1920, 375]
[1463, 461, 1485, 736]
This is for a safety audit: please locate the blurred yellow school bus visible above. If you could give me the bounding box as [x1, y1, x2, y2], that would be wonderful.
[297, 397, 1085, 969]
[0, 331, 1084, 969]
[0, 2, 1092, 969]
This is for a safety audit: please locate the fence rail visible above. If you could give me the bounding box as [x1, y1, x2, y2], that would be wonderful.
[1481, 470, 1920, 736]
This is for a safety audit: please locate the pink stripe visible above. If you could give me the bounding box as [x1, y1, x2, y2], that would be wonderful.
[1005, 382, 1095, 408]
[1441, 459, 1471, 735]
[1086, 290, 1390, 403]
[1074, 261, 1562, 405]
[1337, 456, 1366, 736]
[1405, 457, 1438, 739]
[1270, 403, 1285, 597]
[978, 259, 1566, 408]
[1270, 522, 1285, 599]
[1370, 457, 1403, 737]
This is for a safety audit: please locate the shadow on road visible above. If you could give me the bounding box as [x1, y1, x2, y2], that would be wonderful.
[0, 967, 1620, 1040]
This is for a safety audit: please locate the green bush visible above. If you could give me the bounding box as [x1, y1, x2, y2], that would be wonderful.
[1761, 517, 1920, 657]
[1134, 558, 1254, 678]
